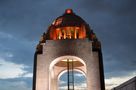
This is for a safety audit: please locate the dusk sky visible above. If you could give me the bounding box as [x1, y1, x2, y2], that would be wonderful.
[0, 0, 136, 90]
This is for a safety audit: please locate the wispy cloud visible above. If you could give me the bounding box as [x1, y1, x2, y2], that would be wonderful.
[0, 80, 31, 90]
[59, 80, 66, 85]
[0, 32, 14, 39]
[74, 73, 84, 77]
[23, 73, 33, 78]
[105, 71, 136, 90]
[0, 58, 32, 79]
[59, 82, 86, 90]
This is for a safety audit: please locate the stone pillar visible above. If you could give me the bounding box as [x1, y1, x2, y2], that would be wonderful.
[86, 52, 101, 90]
[35, 55, 49, 90]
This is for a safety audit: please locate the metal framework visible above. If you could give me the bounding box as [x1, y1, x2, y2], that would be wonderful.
[67, 59, 74, 90]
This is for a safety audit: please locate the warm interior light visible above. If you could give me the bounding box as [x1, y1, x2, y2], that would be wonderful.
[61, 59, 77, 62]
[50, 26, 86, 40]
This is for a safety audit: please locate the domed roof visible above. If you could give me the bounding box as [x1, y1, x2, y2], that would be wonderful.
[36, 9, 101, 53]
[52, 9, 87, 27]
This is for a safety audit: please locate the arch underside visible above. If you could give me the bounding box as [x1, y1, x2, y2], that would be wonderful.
[49, 56, 87, 90]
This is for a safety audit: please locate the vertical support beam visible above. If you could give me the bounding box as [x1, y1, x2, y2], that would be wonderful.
[72, 59, 74, 90]
[67, 59, 75, 90]
[67, 59, 70, 90]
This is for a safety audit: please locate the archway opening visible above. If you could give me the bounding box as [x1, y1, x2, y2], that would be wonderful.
[49, 56, 87, 90]
[58, 71, 87, 90]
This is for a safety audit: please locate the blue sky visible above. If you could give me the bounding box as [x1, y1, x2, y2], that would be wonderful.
[59, 71, 86, 90]
[0, 0, 136, 90]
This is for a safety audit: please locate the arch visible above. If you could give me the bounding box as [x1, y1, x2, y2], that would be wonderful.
[58, 69, 86, 80]
[49, 55, 87, 90]
[49, 55, 86, 71]
[58, 70, 87, 90]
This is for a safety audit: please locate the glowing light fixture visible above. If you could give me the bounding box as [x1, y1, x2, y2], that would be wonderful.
[61, 59, 77, 62]
[65, 9, 73, 14]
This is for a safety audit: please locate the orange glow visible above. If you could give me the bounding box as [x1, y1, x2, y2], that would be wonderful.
[49, 26, 86, 40]
[61, 59, 77, 62]
[66, 9, 72, 14]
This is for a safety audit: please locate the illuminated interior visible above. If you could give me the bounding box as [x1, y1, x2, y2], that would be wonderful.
[55, 59, 84, 67]
[49, 26, 86, 40]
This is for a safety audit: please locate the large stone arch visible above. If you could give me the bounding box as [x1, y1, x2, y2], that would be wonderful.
[49, 55, 87, 90]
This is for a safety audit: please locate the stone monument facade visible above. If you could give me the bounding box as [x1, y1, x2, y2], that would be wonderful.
[33, 9, 105, 90]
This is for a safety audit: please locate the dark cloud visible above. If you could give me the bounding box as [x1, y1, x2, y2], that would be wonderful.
[0, 0, 59, 40]
[76, 0, 136, 77]
[0, 0, 136, 89]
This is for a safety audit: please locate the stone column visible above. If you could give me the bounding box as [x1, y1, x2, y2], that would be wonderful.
[86, 52, 101, 90]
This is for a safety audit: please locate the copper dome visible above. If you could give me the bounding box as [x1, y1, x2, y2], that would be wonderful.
[52, 9, 86, 27]
[37, 9, 101, 53]
[45, 9, 93, 40]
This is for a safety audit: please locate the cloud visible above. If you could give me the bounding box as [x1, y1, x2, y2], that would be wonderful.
[0, 80, 31, 90]
[0, 0, 136, 90]
[59, 80, 66, 85]
[74, 73, 84, 77]
[105, 71, 136, 90]
[59, 71, 87, 90]
[0, 58, 32, 79]
[104, 50, 136, 78]
[0, 31, 36, 66]
[23, 73, 33, 78]
[59, 71, 136, 90]
[59, 81, 86, 90]
[0, 32, 14, 39]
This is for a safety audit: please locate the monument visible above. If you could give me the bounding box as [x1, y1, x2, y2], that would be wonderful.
[33, 9, 105, 90]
